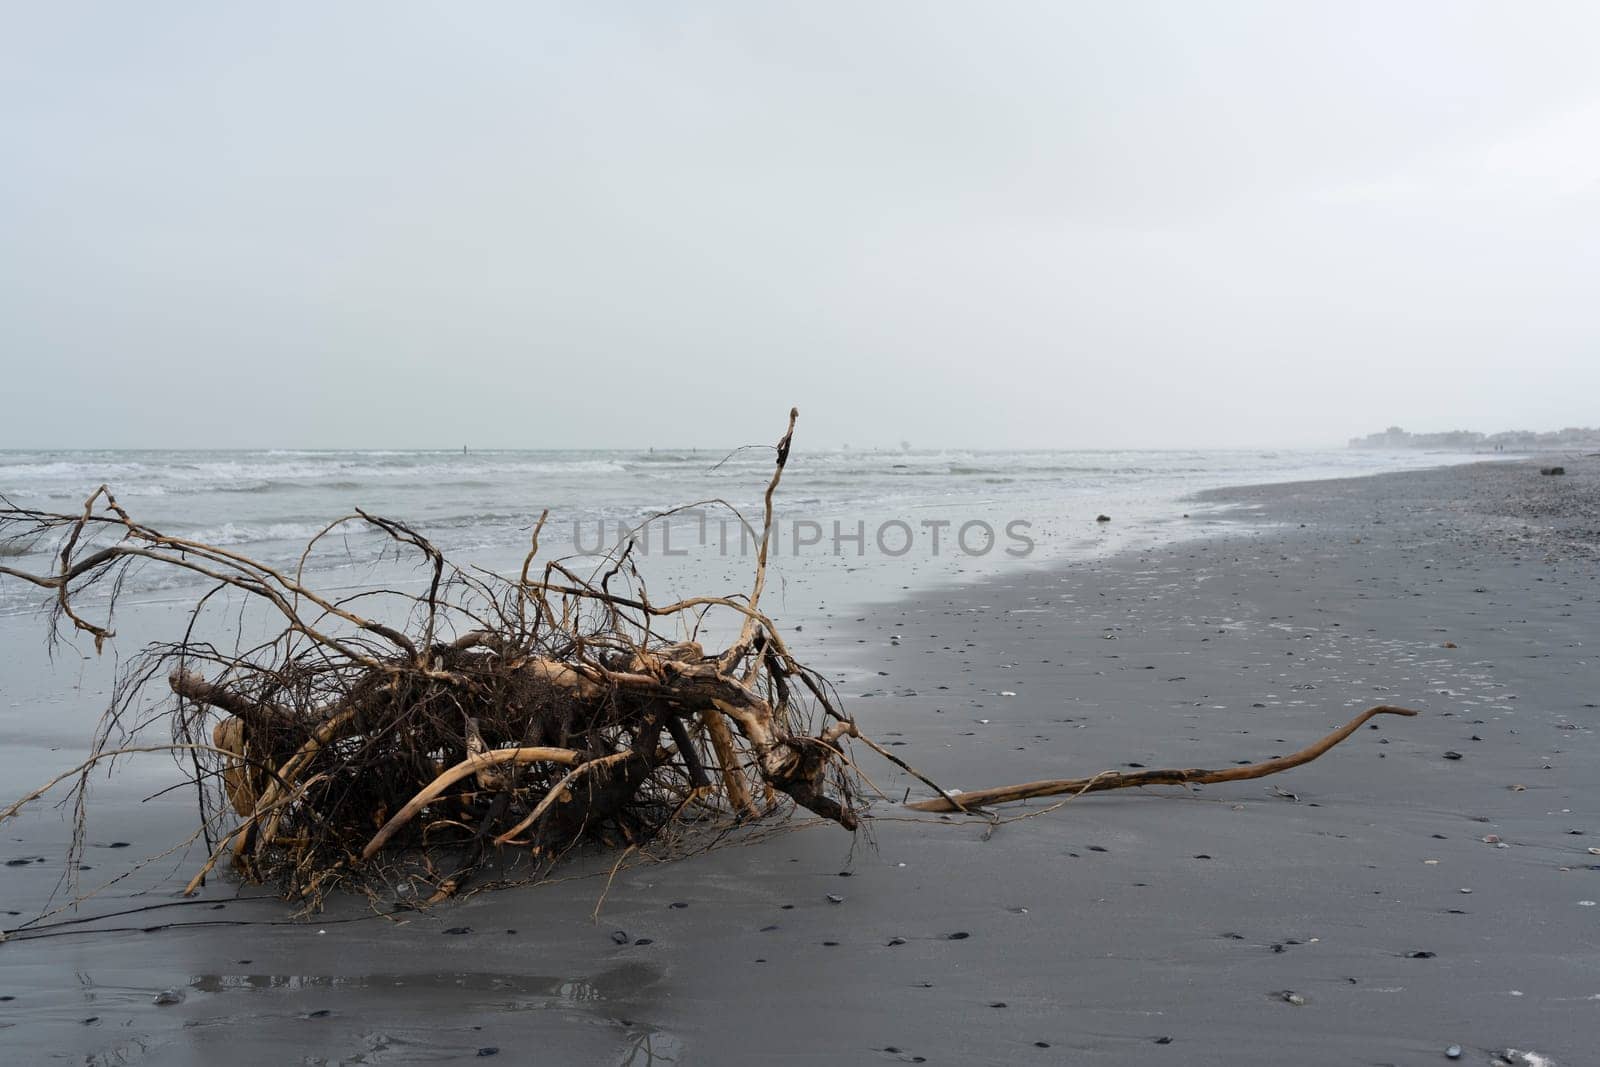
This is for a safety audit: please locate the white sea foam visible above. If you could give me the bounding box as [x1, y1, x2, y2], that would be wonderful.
[179, 522, 331, 546]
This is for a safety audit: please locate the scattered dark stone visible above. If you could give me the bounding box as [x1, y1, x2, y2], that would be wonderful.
[108, 842, 130, 849]
[760, 924, 779, 932]
[826, 894, 845, 904]
[1036, 1041, 1051, 1048]
[477, 1048, 499, 1057]
[780, 904, 794, 910]
[1096, 514, 1111, 523]
[443, 926, 471, 935]
[1406, 950, 1436, 959]
[669, 901, 688, 909]
[1540, 466, 1565, 476]
[1154, 1036, 1173, 1044]
[1087, 845, 1108, 853]
[82, 1017, 99, 1025]
[153, 989, 183, 1005]
[887, 937, 906, 946]
[1443, 751, 1463, 761]
[306, 1009, 331, 1018]
[1194, 854, 1211, 860]
[633, 938, 653, 946]
[947, 931, 970, 940]
[989, 1001, 1006, 1008]
[1221, 932, 1244, 940]
[4, 857, 42, 866]
[1271, 943, 1285, 954]
[838, 871, 852, 877]
[0, 996, 13, 1001]
[821, 940, 839, 947]
[610, 930, 629, 945]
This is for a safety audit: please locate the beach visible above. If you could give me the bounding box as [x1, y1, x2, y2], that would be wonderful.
[2, 457, 1596, 1065]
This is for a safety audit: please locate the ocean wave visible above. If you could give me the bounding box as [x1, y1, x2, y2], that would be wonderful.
[2, 457, 636, 497]
[0, 537, 46, 558]
[0, 460, 157, 482]
[178, 522, 336, 547]
[7, 481, 171, 499]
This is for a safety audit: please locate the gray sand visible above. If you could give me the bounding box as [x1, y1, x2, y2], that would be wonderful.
[2, 459, 1596, 1064]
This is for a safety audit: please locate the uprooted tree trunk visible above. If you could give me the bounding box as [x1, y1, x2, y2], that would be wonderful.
[0, 409, 1415, 910]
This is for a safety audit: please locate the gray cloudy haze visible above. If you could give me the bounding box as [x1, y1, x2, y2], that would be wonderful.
[2, 2, 1596, 450]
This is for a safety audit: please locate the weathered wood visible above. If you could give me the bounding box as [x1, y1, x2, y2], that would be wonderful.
[905, 705, 1417, 812]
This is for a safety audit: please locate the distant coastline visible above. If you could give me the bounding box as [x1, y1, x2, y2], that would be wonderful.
[1348, 425, 1600, 451]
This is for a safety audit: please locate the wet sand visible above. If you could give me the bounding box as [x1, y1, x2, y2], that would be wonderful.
[2, 458, 1596, 1064]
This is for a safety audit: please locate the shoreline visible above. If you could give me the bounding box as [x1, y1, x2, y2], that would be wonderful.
[0, 448, 1498, 634]
[2, 457, 1595, 1064]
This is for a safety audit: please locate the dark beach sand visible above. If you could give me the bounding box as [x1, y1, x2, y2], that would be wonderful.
[2, 459, 1596, 1065]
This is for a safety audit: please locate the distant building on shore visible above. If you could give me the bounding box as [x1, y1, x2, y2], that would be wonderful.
[1347, 425, 1600, 451]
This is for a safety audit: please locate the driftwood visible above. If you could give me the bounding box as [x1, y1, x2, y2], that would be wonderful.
[904, 705, 1416, 812]
[0, 409, 1415, 909]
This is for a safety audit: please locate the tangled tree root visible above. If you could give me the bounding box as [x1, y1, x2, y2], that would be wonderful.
[0, 410, 1416, 910]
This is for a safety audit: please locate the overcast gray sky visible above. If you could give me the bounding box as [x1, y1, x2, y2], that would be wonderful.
[2, 2, 1596, 450]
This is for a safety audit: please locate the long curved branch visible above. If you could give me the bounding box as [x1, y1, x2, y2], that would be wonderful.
[904, 705, 1418, 812]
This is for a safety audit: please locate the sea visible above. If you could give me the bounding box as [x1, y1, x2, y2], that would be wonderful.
[0, 446, 1489, 627]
